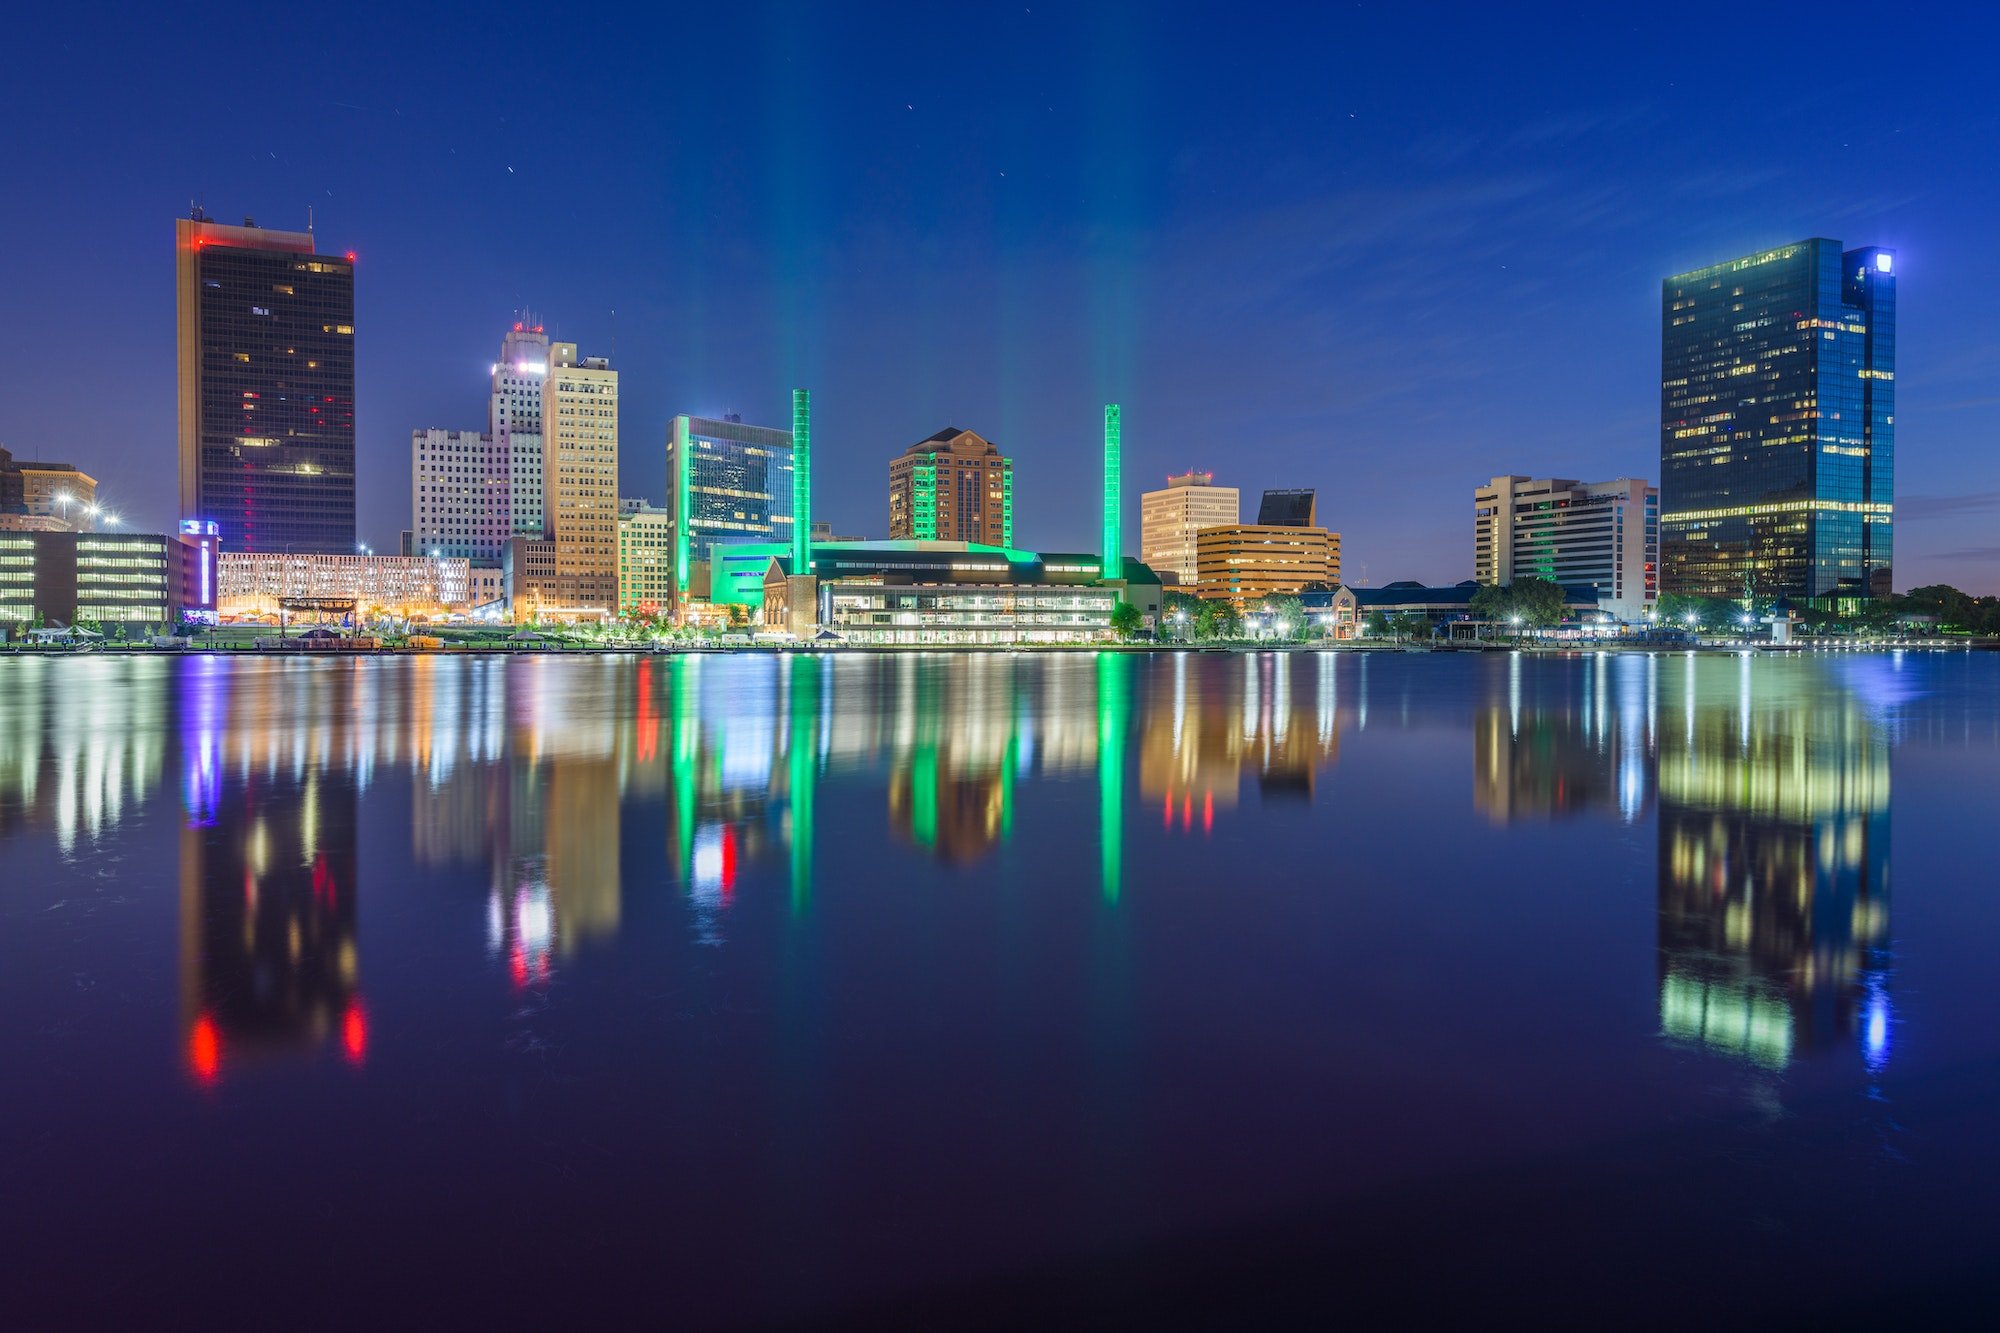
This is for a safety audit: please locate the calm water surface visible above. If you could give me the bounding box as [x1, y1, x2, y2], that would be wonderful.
[4, 650, 2000, 1324]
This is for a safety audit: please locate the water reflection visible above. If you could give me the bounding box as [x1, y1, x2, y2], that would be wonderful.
[1474, 653, 1655, 823]
[0, 650, 1927, 1086]
[1655, 661, 1892, 1071]
[177, 661, 364, 1081]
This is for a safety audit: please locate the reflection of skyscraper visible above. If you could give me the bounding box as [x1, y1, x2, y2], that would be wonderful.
[1655, 664, 1891, 1069]
[886, 656, 1019, 866]
[1139, 653, 1343, 828]
[1474, 656, 1655, 824]
[177, 667, 362, 1081]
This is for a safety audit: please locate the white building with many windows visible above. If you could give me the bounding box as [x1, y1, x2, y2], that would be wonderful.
[1474, 475, 1659, 621]
[493, 323, 551, 535]
[218, 552, 471, 619]
[1140, 470, 1239, 587]
[411, 428, 510, 562]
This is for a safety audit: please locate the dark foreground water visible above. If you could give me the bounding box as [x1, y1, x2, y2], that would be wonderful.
[4, 650, 1999, 1325]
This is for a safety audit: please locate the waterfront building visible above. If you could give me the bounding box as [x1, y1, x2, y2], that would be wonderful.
[1195, 522, 1340, 607]
[666, 413, 796, 589]
[0, 448, 100, 530]
[1661, 238, 1895, 604]
[540, 342, 619, 612]
[1475, 475, 1659, 621]
[748, 541, 1162, 643]
[411, 428, 511, 562]
[887, 428, 1013, 545]
[0, 530, 191, 633]
[492, 322, 551, 536]
[1313, 580, 1602, 639]
[216, 551, 471, 620]
[175, 209, 356, 553]
[617, 501, 674, 616]
[1141, 470, 1239, 587]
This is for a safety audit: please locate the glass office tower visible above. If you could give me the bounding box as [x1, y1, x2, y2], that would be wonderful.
[176, 210, 356, 553]
[1660, 239, 1895, 605]
[667, 415, 795, 595]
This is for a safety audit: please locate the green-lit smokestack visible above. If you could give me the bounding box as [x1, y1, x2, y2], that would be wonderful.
[792, 388, 811, 574]
[1102, 403, 1122, 580]
[672, 415, 691, 595]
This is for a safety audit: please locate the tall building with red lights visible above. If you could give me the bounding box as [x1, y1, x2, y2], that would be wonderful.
[176, 208, 356, 553]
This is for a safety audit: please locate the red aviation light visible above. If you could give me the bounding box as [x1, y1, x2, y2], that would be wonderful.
[345, 251, 356, 262]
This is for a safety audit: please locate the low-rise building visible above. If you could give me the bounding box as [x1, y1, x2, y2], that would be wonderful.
[217, 552, 471, 620]
[1310, 580, 1604, 639]
[748, 540, 1160, 644]
[0, 530, 191, 633]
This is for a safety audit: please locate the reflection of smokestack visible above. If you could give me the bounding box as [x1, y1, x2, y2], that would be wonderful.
[1102, 404, 1122, 580]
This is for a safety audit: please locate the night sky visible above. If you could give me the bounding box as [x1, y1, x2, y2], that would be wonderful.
[5, 2, 1997, 590]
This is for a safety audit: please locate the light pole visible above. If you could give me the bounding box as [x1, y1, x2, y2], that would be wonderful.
[1510, 613, 1523, 646]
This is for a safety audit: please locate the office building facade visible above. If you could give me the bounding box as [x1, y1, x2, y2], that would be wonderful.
[176, 211, 356, 553]
[493, 323, 551, 535]
[540, 342, 619, 611]
[1661, 238, 1895, 603]
[1, 448, 100, 530]
[617, 501, 674, 616]
[888, 429, 1012, 545]
[216, 552, 471, 618]
[667, 414, 796, 595]
[1194, 489, 1338, 607]
[1141, 470, 1239, 586]
[1475, 475, 1659, 621]
[411, 428, 510, 561]
[0, 530, 190, 632]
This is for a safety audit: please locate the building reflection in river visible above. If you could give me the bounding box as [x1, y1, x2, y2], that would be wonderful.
[1475, 653, 1655, 824]
[1655, 657, 1892, 1070]
[1138, 652, 1343, 832]
[176, 660, 364, 1082]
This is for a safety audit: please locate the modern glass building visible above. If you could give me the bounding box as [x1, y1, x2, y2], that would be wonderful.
[1660, 239, 1895, 604]
[667, 415, 795, 594]
[176, 210, 356, 554]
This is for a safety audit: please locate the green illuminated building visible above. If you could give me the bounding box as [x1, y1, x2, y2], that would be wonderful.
[888, 428, 1012, 546]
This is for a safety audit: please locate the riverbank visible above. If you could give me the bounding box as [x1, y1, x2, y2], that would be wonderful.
[3, 637, 1990, 657]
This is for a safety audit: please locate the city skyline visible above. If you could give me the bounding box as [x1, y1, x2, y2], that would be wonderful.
[5, 6, 1999, 593]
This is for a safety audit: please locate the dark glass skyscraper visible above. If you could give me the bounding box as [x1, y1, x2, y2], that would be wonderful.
[176, 211, 356, 553]
[1660, 239, 1895, 604]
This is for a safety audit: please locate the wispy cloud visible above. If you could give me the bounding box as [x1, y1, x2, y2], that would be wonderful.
[1900, 491, 2000, 520]
[1920, 546, 2000, 563]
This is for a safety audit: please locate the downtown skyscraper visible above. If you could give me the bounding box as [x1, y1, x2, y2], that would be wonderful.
[492, 322, 550, 535]
[176, 210, 355, 553]
[1660, 239, 1895, 604]
[540, 341, 619, 610]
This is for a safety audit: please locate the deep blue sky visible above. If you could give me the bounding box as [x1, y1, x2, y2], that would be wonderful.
[4, 2, 1998, 590]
